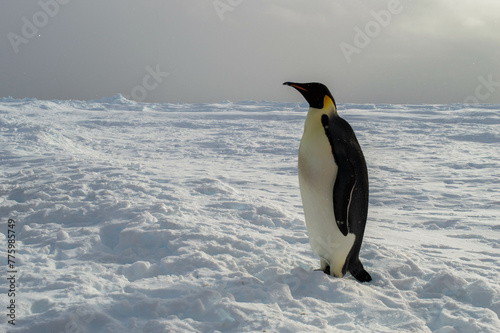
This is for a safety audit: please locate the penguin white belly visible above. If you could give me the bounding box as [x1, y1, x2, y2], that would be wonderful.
[298, 126, 356, 277]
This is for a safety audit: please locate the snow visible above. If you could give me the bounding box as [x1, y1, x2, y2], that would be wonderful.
[1, 96, 499, 332]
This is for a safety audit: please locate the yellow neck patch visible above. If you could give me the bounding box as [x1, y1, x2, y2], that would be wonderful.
[323, 95, 333, 109]
[323, 95, 337, 116]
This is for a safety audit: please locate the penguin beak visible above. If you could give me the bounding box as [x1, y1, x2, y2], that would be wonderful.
[284, 82, 313, 106]
[283, 82, 308, 92]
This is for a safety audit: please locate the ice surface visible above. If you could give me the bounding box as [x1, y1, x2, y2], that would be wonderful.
[1, 97, 499, 332]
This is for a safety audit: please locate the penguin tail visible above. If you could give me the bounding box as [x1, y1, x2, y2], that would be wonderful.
[351, 268, 372, 282]
[348, 258, 372, 282]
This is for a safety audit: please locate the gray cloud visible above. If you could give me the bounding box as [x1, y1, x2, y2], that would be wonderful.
[1, 0, 499, 103]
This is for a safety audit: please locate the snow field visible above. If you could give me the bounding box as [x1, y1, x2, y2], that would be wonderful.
[0, 96, 499, 332]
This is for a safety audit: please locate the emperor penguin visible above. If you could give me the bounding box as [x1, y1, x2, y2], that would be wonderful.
[284, 82, 371, 282]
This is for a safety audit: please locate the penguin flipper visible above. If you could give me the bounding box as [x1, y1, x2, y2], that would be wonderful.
[321, 114, 355, 237]
[333, 169, 355, 237]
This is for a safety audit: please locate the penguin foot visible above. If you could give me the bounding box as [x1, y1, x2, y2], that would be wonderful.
[314, 265, 331, 275]
[316, 266, 370, 282]
[351, 269, 372, 283]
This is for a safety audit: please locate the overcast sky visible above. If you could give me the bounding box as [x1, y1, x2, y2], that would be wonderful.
[1, 0, 499, 104]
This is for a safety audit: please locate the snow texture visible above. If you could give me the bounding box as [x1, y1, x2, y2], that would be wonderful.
[1, 95, 499, 332]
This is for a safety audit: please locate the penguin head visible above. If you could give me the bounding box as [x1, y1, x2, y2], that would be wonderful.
[283, 82, 336, 110]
